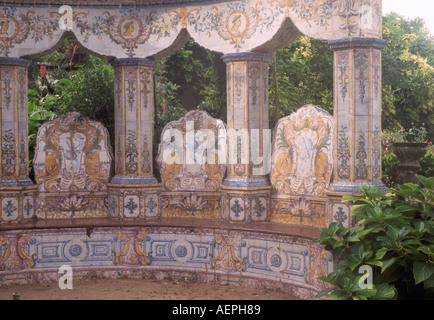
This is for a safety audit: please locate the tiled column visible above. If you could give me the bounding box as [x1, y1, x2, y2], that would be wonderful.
[327, 38, 387, 227]
[107, 58, 160, 220]
[220, 52, 273, 222]
[0, 58, 37, 224]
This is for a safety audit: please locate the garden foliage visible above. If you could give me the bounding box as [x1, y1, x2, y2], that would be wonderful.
[315, 175, 434, 300]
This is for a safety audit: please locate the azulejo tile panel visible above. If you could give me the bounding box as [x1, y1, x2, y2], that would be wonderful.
[158, 110, 227, 193]
[1, 197, 18, 222]
[158, 110, 226, 220]
[160, 192, 221, 219]
[0, 192, 36, 224]
[33, 112, 112, 193]
[331, 202, 351, 228]
[270, 196, 326, 227]
[32, 112, 112, 219]
[271, 105, 334, 197]
[270, 105, 333, 228]
[0, 1, 382, 59]
[0, 225, 332, 299]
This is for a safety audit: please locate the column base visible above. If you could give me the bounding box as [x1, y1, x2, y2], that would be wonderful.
[0, 185, 37, 224]
[326, 181, 386, 229]
[107, 182, 161, 220]
[220, 185, 271, 222]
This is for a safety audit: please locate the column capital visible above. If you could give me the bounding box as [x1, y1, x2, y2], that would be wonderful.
[109, 57, 157, 68]
[222, 52, 274, 64]
[328, 37, 388, 51]
[0, 57, 31, 68]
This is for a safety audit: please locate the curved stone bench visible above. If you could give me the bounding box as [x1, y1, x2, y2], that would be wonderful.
[0, 218, 332, 300]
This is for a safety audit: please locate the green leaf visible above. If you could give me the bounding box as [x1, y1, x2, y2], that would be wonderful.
[394, 204, 417, 213]
[345, 236, 361, 242]
[375, 247, 390, 260]
[414, 221, 426, 233]
[57, 78, 72, 86]
[315, 288, 332, 299]
[329, 289, 350, 300]
[381, 257, 400, 273]
[413, 261, 434, 285]
[354, 288, 377, 298]
[357, 225, 384, 237]
[383, 208, 402, 220]
[336, 226, 350, 238]
[426, 207, 434, 219]
[419, 245, 434, 256]
[423, 274, 434, 289]
[416, 175, 434, 189]
[374, 283, 397, 300]
[366, 259, 383, 267]
[350, 204, 369, 219]
[402, 239, 422, 246]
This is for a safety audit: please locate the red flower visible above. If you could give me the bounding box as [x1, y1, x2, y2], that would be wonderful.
[40, 65, 46, 78]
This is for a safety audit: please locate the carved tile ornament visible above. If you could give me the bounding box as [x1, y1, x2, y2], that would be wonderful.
[33, 112, 112, 193]
[270, 105, 333, 196]
[157, 110, 227, 192]
[0, 0, 382, 58]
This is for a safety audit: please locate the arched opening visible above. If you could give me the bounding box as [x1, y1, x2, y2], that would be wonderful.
[26, 34, 116, 182]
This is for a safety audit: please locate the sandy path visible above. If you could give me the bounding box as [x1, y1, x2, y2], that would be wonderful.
[0, 278, 297, 300]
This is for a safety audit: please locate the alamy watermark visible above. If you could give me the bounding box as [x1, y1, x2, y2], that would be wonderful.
[359, 4, 375, 32]
[58, 265, 73, 290]
[59, 5, 74, 30]
[161, 124, 272, 175]
[358, 265, 373, 290]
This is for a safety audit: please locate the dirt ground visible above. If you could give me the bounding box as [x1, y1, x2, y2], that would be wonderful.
[0, 278, 298, 300]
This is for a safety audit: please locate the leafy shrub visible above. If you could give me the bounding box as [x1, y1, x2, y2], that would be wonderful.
[382, 152, 399, 187]
[420, 147, 434, 178]
[315, 175, 434, 300]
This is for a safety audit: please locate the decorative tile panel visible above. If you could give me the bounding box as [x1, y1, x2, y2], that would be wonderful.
[24, 232, 121, 268]
[271, 105, 333, 197]
[22, 196, 34, 220]
[144, 194, 159, 217]
[123, 195, 140, 218]
[1, 197, 18, 222]
[33, 112, 112, 193]
[229, 197, 245, 221]
[32, 112, 112, 219]
[158, 110, 227, 193]
[332, 203, 350, 228]
[0, 1, 382, 59]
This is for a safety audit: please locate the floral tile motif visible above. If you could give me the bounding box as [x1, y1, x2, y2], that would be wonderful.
[109, 195, 119, 217]
[22, 196, 34, 219]
[144, 194, 159, 217]
[250, 197, 267, 221]
[332, 203, 350, 228]
[355, 133, 368, 180]
[0, 1, 382, 58]
[1, 197, 18, 221]
[337, 126, 351, 179]
[229, 197, 245, 221]
[123, 195, 140, 218]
